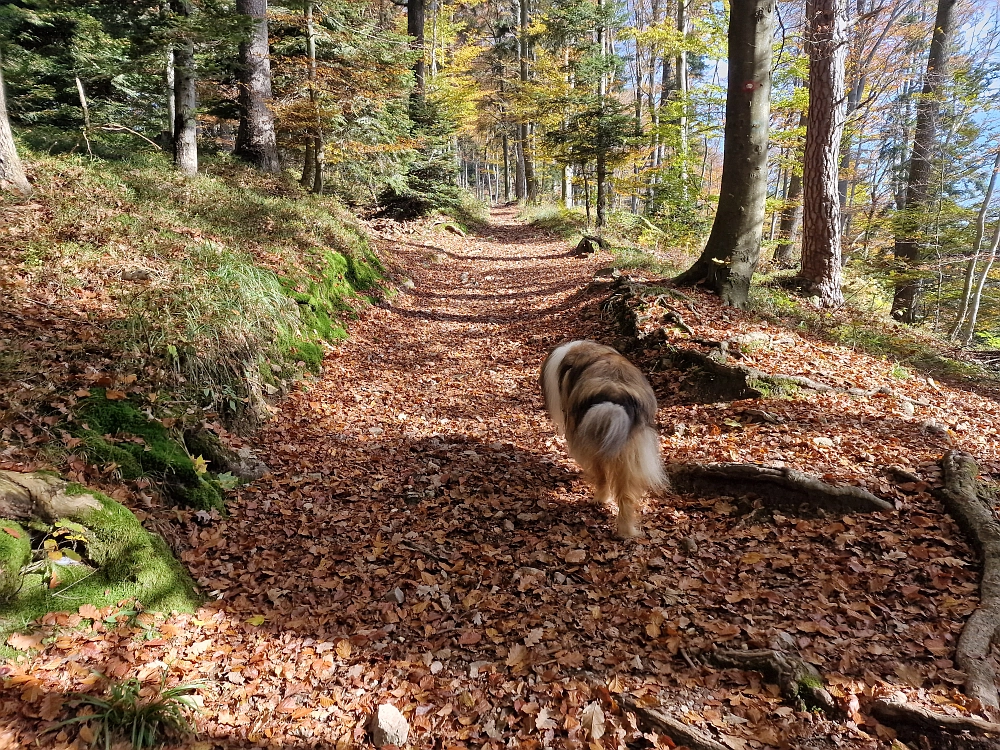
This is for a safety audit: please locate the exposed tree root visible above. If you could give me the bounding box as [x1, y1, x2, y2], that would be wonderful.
[574, 235, 610, 256]
[936, 450, 1000, 712]
[709, 649, 840, 715]
[0, 470, 100, 522]
[872, 696, 1000, 749]
[666, 462, 894, 514]
[613, 692, 730, 750]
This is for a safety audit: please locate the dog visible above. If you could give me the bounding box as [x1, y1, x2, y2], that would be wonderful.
[541, 340, 666, 538]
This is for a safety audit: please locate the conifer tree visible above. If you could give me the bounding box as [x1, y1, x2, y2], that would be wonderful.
[234, 0, 280, 173]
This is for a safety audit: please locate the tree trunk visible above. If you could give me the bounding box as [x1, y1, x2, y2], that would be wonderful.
[673, 0, 776, 308]
[166, 49, 176, 141]
[234, 0, 280, 173]
[798, 0, 847, 306]
[502, 132, 511, 202]
[891, 0, 957, 324]
[0, 57, 30, 196]
[304, 4, 323, 194]
[519, 0, 536, 202]
[596, 151, 608, 229]
[676, 0, 689, 201]
[961, 213, 1000, 345]
[300, 137, 315, 187]
[171, 0, 198, 176]
[950, 148, 1000, 340]
[773, 166, 803, 267]
[408, 0, 426, 99]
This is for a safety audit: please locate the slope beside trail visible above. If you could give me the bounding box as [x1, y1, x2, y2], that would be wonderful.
[5, 207, 1000, 749]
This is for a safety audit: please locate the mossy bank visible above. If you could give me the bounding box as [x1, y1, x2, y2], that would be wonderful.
[0, 472, 199, 657]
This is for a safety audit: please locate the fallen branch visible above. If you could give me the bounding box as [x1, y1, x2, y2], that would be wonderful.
[613, 693, 729, 750]
[936, 450, 1000, 711]
[666, 462, 894, 514]
[709, 649, 840, 716]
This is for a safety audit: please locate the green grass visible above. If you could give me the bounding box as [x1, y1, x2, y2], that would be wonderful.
[1, 150, 386, 429]
[48, 675, 204, 750]
[521, 204, 588, 239]
[0, 488, 199, 659]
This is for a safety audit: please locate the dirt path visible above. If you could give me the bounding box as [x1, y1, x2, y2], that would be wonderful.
[11, 208, 992, 749]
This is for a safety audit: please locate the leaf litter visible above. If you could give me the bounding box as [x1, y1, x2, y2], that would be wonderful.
[1, 207, 999, 748]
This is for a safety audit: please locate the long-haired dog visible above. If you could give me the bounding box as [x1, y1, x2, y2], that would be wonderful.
[541, 340, 666, 538]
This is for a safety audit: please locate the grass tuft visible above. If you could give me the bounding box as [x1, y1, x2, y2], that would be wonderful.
[48, 675, 204, 750]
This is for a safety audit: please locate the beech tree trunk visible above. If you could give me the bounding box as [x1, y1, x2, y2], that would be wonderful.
[798, 0, 847, 306]
[171, 0, 198, 176]
[891, 0, 957, 324]
[234, 0, 280, 173]
[0, 56, 30, 196]
[673, 0, 776, 308]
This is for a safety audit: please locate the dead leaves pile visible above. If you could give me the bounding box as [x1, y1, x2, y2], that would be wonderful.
[1, 209, 998, 749]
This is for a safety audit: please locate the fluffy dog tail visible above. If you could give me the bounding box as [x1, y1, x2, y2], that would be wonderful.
[574, 403, 666, 491]
[577, 402, 632, 456]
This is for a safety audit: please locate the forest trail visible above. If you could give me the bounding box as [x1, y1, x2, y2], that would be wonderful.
[9, 209, 1000, 749]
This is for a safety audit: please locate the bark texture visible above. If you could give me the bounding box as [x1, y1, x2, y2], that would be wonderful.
[408, 0, 426, 97]
[614, 693, 729, 750]
[667, 462, 893, 514]
[799, 0, 846, 306]
[0, 59, 30, 196]
[891, 0, 957, 323]
[234, 0, 280, 173]
[936, 450, 1000, 711]
[773, 153, 803, 267]
[673, 0, 776, 308]
[171, 0, 198, 176]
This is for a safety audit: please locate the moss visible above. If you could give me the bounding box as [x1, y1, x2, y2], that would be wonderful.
[0, 490, 199, 658]
[280, 248, 379, 370]
[73, 393, 224, 511]
[0, 523, 30, 604]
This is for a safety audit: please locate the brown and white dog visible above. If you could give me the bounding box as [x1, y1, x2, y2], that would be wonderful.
[541, 340, 665, 538]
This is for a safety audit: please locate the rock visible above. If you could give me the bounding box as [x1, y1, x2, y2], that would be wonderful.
[813, 437, 835, 448]
[900, 400, 915, 418]
[367, 703, 410, 748]
[384, 587, 405, 604]
[401, 278, 415, 290]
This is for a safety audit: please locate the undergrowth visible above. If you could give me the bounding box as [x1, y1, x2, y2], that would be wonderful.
[0, 487, 198, 656]
[0, 150, 385, 430]
[749, 277, 992, 384]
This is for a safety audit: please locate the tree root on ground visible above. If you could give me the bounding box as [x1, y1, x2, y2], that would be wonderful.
[708, 649, 840, 716]
[872, 696, 1000, 749]
[936, 450, 1000, 712]
[574, 235, 609, 256]
[666, 462, 894, 514]
[612, 692, 729, 750]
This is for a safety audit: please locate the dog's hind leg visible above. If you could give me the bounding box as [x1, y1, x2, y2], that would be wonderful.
[591, 464, 610, 505]
[614, 489, 643, 539]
